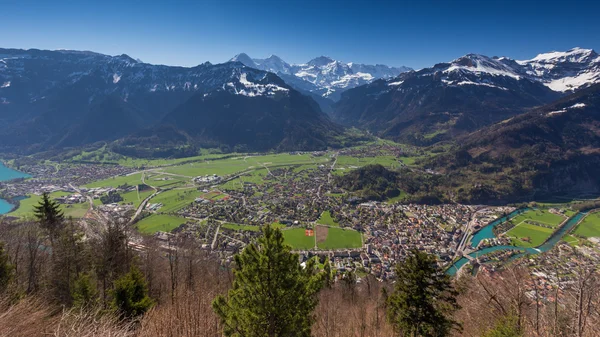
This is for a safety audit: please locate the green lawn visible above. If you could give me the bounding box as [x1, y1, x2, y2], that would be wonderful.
[8, 191, 88, 219]
[317, 226, 363, 250]
[506, 223, 554, 247]
[120, 189, 154, 208]
[574, 212, 600, 238]
[562, 234, 580, 247]
[161, 153, 328, 178]
[334, 155, 400, 169]
[282, 228, 315, 250]
[510, 209, 566, 228]
[150, 188, 200, 214]
[136, 214, 187, 234]
[317, 211, 339, 227]
[84, 173, 143, 189]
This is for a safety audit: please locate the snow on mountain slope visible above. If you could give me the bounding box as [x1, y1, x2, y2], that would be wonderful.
[228, 53, 411, 100]
[516, 47, 600, 92]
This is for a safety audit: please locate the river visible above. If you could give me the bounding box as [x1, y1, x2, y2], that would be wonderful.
[447, 210, 587, 276]
[0, 162, 30, 215]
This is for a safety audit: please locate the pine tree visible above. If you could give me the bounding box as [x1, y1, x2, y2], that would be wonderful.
[212, 224, 324, 337]
[0, 242, 13, 292]
[387, 249, 461, 337]
[33, 192, 64, 238]
[111, 264, 154, 318]
[72, 273, 98, 309]
[323, 256, 334, 288]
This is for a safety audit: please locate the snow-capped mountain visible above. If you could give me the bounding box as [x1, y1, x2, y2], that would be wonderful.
[0, 48, 339, 152]
[516, 47, 600, 92]
[331, 47, 600, 144]
[332, 53, 561, 144]
[228, 53, 412, 101]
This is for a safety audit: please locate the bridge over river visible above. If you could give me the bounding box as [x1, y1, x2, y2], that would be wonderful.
[447, 210, 589, 276]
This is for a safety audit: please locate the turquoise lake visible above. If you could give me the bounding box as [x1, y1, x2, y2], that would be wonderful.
[0, 162, 30, 215]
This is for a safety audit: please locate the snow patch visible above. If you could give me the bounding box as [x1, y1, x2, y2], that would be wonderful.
[569, 103, 586, 109]
[545, 71, 600, 92]
[112, 74, 121, 84]
[0, 81, 10, 88]
[455, 80, 508, 90]
[546, 109, 566, 116]
[388, 80, 404, 86]
[233, 73, 289, 97]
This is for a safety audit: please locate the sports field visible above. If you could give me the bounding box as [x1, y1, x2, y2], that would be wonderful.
[506, 223, 554, 247]
[136, 214, 187, 234]
[315, 225, 362, 250]
[574, 212, 600, 238]
[282, 228, 315, 250]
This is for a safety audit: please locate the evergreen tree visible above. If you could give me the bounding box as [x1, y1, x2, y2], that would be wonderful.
[212, 224, 324, 337]
[0, 242, 13, 292]
[51, 220, 87, 305]
[111, 264, 154, 318]
[482, 315, 523, 337]
[323, 257, 334, 288]
[33, 192, 64, 237]
[72, 273, 98, 309]
[387, 250, 461, 337]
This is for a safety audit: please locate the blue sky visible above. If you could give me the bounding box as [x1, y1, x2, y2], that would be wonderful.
[1, 0, 599, 69]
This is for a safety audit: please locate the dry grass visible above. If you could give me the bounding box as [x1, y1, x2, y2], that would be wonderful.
[315, 225, 329, 244]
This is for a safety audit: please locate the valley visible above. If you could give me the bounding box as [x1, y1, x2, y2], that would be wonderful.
[3, 139, 600, 283]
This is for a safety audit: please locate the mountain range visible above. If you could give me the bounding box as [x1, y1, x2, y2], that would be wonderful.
[229, 53, 411, 103]
[331, 48, 600, 144]
[0, 48, 346, 153]
[1, 46, 600, 160]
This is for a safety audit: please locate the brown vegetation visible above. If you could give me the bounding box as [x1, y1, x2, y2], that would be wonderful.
[1, 217, 600, 336]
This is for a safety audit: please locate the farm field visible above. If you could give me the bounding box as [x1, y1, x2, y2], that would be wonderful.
[317, 211, 339, 227]
[315, 226, 362, 250]
[574, 212, 600, 238]
[506, 223, 554, 247]
[282, 228, 315, 250]
[136, 214, 187, 234]
[510, 209, 566, 228]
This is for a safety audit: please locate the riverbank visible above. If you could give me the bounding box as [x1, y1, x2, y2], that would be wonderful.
[448, 210, 591, 276]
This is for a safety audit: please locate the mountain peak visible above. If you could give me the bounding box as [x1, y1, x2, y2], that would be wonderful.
[230, 53, 256, 67]
[308, 56, 335, 67]
[527, 47, 598, 64]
